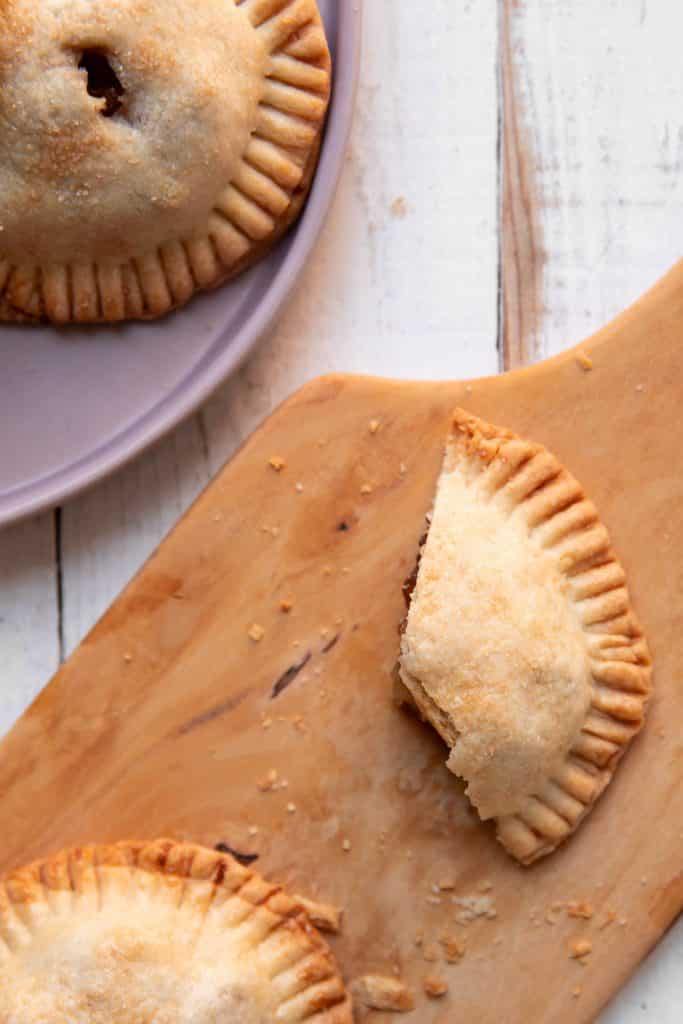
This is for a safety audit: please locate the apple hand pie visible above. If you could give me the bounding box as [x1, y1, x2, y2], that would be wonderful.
[0, 839, 352, 1022]
[0, 0, 331, 324]
[398, 410, 652, 865]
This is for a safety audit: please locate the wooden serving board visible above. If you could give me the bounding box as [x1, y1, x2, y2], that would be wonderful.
[2, 264, 683, 1022]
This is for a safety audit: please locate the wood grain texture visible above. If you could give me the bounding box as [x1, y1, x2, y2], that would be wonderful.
[502, 0, 683, 365]
[1, 263, 682, 1024]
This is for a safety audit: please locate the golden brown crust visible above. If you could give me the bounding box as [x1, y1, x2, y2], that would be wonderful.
[0, 0, 331, 325]
[0, 838, 352, 1022]
[399, 409, 651, 865]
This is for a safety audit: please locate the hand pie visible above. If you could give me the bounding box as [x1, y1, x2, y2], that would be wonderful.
[398, 410, 652, 865]
[0, 838, 352, 1022]
[0, 0, 331, 324]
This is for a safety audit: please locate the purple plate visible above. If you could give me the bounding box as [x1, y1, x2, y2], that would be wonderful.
[0, 1, 361, 527]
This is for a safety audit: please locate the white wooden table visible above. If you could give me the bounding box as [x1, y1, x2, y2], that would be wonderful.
[1, 2, 681, 1018]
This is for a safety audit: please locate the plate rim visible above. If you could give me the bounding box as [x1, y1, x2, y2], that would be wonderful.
[0, 1, 362, 528]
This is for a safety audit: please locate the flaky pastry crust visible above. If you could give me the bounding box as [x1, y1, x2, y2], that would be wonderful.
[398, 410, 652, 864]
[0, 0, 331, 323]
[0, 838, 351, 1022]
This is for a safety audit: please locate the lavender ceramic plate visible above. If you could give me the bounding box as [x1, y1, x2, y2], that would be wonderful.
[0, 1, 360, 527]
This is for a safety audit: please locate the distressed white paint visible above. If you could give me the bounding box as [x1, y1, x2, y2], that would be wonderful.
[0, 514, 58, 733]
[506, 0, 683, 359]
[0, 0, 681, 1016]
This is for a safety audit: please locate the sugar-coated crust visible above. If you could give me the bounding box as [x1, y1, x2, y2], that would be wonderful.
[0, 838, 352, 1022]
[399, 409, 652, 865]
[0, 0, 331, 324]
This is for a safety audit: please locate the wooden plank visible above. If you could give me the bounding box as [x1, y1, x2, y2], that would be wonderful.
[202, 0, 501, 467]
[1, 264, 682, 1023]
[501, 0, 683, 366]
[0, 515, 59, 737]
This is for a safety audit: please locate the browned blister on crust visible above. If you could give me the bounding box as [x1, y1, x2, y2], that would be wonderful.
[0, 838, 352, 1022]
[398, 409, 651, 865]
[0, 0, 331, 324]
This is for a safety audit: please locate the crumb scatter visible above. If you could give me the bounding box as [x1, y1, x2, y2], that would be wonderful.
[569, 938, 593, 961]
[423, 974, 448, 998]
[351, 975, 414, 1012]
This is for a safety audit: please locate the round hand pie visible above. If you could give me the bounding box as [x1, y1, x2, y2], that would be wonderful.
[398, 410, 652, 865]
[0, 0, 331, 324]
[0, 839, 352, 1022]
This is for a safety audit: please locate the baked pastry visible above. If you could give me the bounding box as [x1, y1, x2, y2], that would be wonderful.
[0, 838, 352, 1022]
[397, 410, 652, 864]
[0, 0, 331, 324]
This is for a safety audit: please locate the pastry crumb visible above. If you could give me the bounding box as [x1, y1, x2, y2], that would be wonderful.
[423, 974, 448, 998]
[414, 928, 424, 947]
[261, 716, 272, 730]
[599, 909, 617, 930]
[369, 418, 381, 434]
[576, 351, 593, 371]
[399, 462, 407, 476]
[438, 878, 456, 892]
[360, 483, 373, 495]
[545, 901, 565, 925]
[248, 825, 259, 837]
[476, 879, 493, 893]
[295, 894, 343, 933]
[268, 455, 286, 472]
[390, 195, 407, 218]
[351, 975, 414, 1012]
[257, 769, 279, 792]
[422, 944, 440, 963]
[569, 939, 592, 960]
[572, 986, 582, 999]
[248, 623, 265, 642]
[452, 894, 496, 924]
[286, 802, 297, 814]
[123, 652, 133, 663]
[342, 838, 352, 852]
[440, 934, 465, 963]
[567, 900, 594, 920]
[279, 598, 293, 613]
